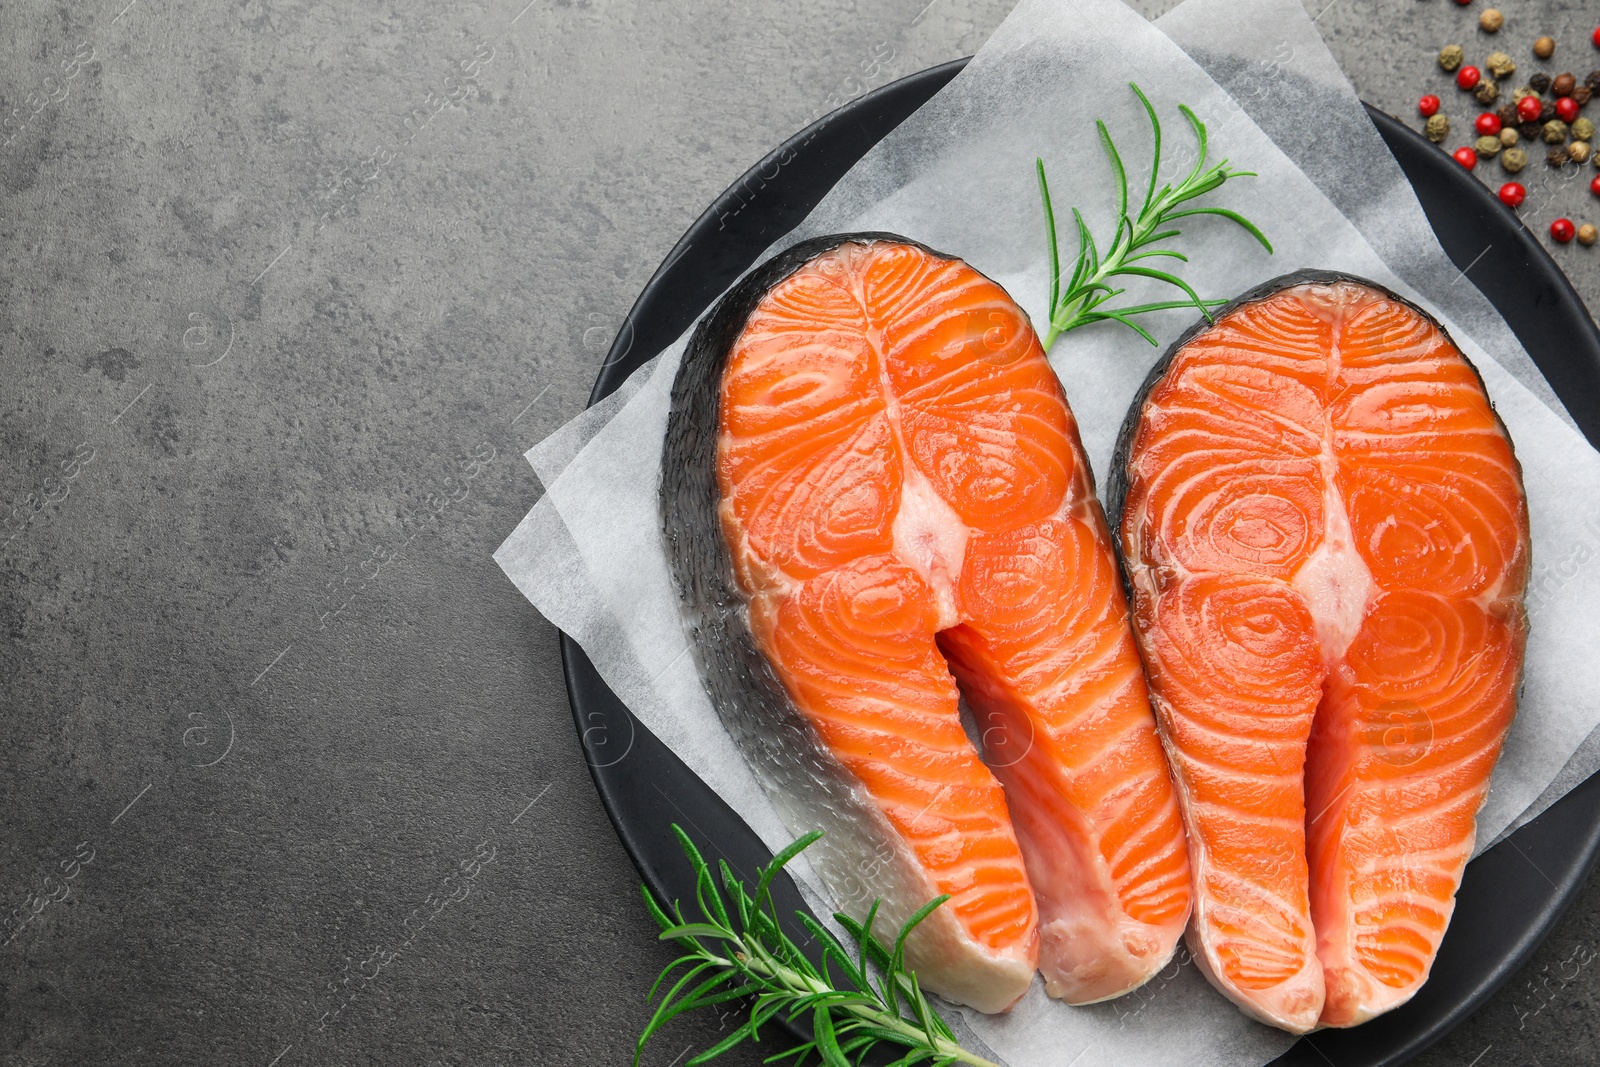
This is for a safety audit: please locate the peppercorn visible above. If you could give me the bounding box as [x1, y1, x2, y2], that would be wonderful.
[1535, 36, 1556, 60]
[1426, 113, 1451, 142]
[1572, 141, 1593, 164]
[1575, 117, 1596, 141]
[1502, 146, 1528, 171]
[1531, 73, 1553, 94]
[1593, 175, 1600, 196]
[1513, 85, 1539, 103]
[1480, 9, 1504, 33]
[1501, 127, 1520, 146]
[1453, 146, 1479, 169]
[1558, 96, 1581, 123]
[1440, 45, 1466, 72]
[1555, 73, 1578, 97]
[1549, 146, 1570, 167]
[1499, 181, 1526, 207]
[1498, 103, 1519, 126]
[1420, 94, 1442, 117]
[1477, 135, 1504, 157]
[1577, 87, 1595, 107]
[1552, 218, 1576, 242]
[1458, 66, 1483, 91]
[1544, 119, 1570, 142]
[1580, 224, 1599, 247]
[1476, 112, 1503, 136]
[1588, 71, 1600, 92]
[1518, 94, 1545, 121]
[1520, 120, 1543, 140]
[1486, 51, 1515, 78]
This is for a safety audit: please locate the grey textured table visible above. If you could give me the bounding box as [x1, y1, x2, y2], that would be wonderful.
[3, 2, 1598, 1065]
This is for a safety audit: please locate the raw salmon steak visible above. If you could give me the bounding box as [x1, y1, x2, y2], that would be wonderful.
[1108, 271, 1530, 1032]
[662, 234, 1191, 1012]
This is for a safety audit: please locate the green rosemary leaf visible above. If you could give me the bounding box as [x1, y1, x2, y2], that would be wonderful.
[1036, 158, 1061, 316]
[757, 830, 824, 915]
[1130, 82, 1162, 219]
[1125, 248, 1189, 264]
[657, 922, 739, 942]
[1081, 309, 1160, 346]
[685, 1022, 758, 1067]
[813, 1004, 851, 1067]
[1177, 103, 1209, 183]
[1164, 206, 1274, 253]
[1096, 119, 1128, 245]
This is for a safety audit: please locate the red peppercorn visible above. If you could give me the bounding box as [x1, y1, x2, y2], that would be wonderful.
[1453, 0, 1470, 6]
[1556, 96, 1580, 123]
[1518, 95, 1545, 122]
[1552, 218, 1577, 243]
[1453, 146, 1479, 169]
[1592, 175, 1600, 197]
[1420, 94, 1442, 117]
[1593, 25, 1600, 48]
[1499, 182, 1527, 207]
[1476, 112, 1503, 136]
[1457, 66, 1482, 91]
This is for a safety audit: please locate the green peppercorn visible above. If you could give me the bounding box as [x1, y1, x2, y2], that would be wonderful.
[1544, 119, 1570, 143]
[1501, 146, 1528, 172]
[1475, 134, 1503, 157]
[1574, 117, 1596, 142]
[1513, 85, 1539, 102]
[1474, 78, 1501, 105]
[1486, 52, 1516, 79]
[1425, 114, 1451, 143]
[1439, 45, 1465, 72]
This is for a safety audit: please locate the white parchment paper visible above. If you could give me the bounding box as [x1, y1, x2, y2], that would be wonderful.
[496, 0, 1600, 1062]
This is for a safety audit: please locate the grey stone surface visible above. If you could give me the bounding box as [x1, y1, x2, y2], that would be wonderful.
[0, 2, 1596, 1066]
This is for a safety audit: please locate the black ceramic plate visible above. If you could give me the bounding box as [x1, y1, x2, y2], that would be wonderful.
[561, 58, 1600, 1066]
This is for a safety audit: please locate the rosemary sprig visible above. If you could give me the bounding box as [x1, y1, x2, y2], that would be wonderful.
[636, 825, 1001, 1067]
[1036, 82, 1273, 350]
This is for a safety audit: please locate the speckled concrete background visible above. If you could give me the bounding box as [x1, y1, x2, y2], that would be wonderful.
[1, 2, 1597, 1065]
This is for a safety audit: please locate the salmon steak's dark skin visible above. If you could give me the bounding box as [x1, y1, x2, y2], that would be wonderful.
[662, 235, 1192, 1013]
[1107, 271, 1530, 1032]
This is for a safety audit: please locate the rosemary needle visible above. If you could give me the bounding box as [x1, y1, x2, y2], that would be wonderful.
[636, 825, 1001, 1067]
[1037, 82, 1273, 351]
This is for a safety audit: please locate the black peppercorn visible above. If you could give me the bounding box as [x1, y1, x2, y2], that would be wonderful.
[1575, 86, 1594, 107]
[1554, 72, 1577, 97]
[1547, 146, 1568, 166]
[1587, 71, 1600, 93]
[1531, 72, 1552, 94]
[1521, 120, 1543, 140]
[1498, 103, 1519, 126]
[1542, 100, 1557, 121]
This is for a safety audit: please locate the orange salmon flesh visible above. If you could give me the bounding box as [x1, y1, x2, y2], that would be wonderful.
[713, 239, 1191, 1012]
[1115, 276, 1530, 1032]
